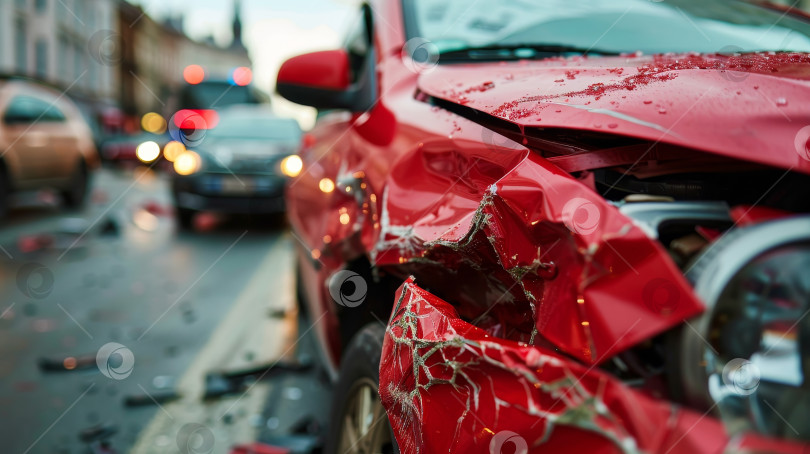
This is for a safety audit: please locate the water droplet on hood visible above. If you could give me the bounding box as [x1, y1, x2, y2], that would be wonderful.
[643, 100, 652, 104]
[658, 107, 667, 114]
[776, 97, 788, 107]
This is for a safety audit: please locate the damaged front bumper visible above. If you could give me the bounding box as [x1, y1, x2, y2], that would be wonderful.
[379, 278, 807, 454]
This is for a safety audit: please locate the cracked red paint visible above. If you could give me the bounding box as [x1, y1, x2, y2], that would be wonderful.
[380, 278, 723, 454]
[380, 278, 808, 454]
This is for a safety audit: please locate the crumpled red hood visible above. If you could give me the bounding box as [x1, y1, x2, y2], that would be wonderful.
[418, 52, 810, 174]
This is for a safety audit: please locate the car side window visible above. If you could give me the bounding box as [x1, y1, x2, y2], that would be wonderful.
[3, 95, 66, 125]
[343, 6, 373, 84]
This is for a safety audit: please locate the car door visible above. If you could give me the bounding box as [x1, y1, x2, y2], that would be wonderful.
[39, 99, 78, 179]
[1, 95, 62, 182]
[285, 6, 377, 366]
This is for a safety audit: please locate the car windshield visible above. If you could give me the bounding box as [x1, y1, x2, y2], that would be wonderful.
[209, 115, 302, 143]
[406, 0, 810, 56]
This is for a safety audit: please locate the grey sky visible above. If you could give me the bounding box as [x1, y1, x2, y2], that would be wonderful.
[128, 0, 357, 46]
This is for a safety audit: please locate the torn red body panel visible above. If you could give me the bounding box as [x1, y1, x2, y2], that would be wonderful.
[379, 278, 804, 454]
[373, 148, 704, 364]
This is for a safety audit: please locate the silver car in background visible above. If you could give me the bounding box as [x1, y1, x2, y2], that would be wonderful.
[170, 105, 302, 228]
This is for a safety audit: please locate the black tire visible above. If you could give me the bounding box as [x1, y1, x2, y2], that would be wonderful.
[295, 255, 309, 318]
[325, 323, 398, 454]
[176, 207, 195, 230]
[63, 160, 88, 209]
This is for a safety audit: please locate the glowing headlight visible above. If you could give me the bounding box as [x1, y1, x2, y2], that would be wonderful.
[163, 141, 186, 162]
[136, 141, 161, 163]
[280, 155, 303, 178]
[319, 178, 335, 193]
[681, 216, 810, 441]
[174, 151, 201, 175]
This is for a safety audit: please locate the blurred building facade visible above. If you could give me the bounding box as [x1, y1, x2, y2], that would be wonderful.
[0, 0, 251, 134]
[0, 0, 119, 120]
[119, 0, 251, 126]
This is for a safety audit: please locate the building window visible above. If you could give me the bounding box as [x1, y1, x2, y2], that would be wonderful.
[58, 34, 69, 84]
[73, 42, 83, 82]
[35, 0, 47, 13]
[35, 40, 47, 79]
[15, 18, 27, 73]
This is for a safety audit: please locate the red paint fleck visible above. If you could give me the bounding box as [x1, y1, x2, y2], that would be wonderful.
[440, 81, 497, 104]
[470, 52, 810, 124]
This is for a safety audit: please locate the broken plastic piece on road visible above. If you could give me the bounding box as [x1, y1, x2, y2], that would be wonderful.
[79, 423, 118, 443]
[203, 361, 313, 400]
[123, 390, 181, 407]
[142, 201, 172, 217]
[38, 354, 96, 372]
[17, 234, 55, 253]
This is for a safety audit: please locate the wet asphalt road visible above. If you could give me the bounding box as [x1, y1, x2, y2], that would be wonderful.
[0, 167, 331, 454]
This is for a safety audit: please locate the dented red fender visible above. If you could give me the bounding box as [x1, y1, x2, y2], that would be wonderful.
[373, 149, 703, 364]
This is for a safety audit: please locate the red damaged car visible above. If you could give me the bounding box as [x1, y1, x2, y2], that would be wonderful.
[277, 1, 810, 453]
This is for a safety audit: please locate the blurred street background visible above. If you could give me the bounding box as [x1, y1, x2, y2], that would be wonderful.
[0, 0, 358, 453]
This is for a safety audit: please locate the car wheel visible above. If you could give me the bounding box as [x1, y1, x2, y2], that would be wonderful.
[176, 207, 195, 230]
[63, 160, 88, 209]
[325, 323, 398, 454]
[295, 255, 309, 318]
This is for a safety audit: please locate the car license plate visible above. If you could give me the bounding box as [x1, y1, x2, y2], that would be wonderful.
[221, 176, 253, 194]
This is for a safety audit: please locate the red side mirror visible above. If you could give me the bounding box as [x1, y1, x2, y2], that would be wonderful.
[276, 49, 368, 110]
[277, 50, 351, 91]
